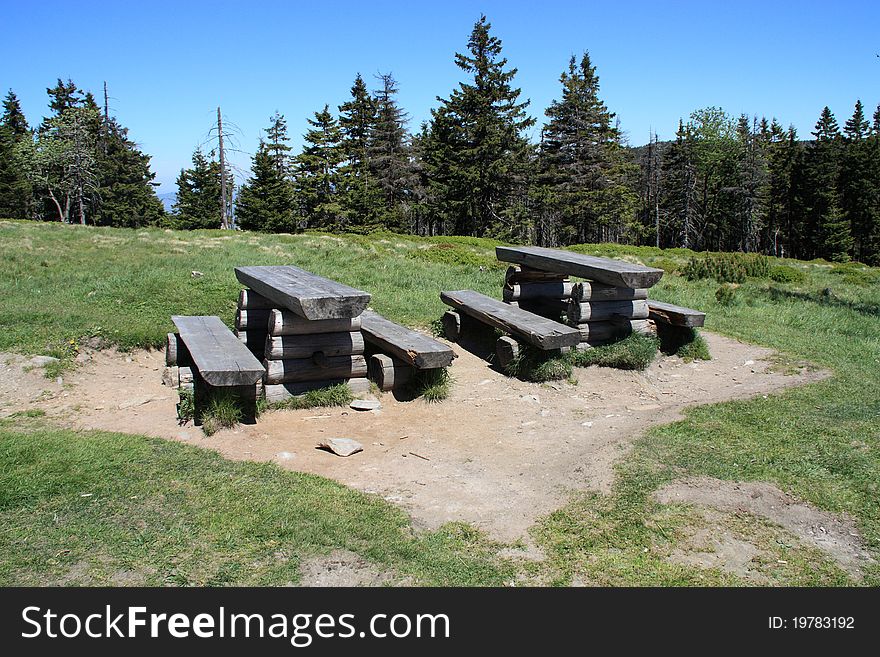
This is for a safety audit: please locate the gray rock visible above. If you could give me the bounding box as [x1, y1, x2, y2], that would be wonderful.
[349, 399, 381, 411]
[29, 355, 59, 368]
[319, 438, 363, 457]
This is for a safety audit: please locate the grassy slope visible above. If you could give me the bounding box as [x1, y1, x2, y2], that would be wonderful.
[1, 220, 879, 585]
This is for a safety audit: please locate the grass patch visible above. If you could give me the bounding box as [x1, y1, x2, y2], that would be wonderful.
[413, 368, 452, 403]
[568, 333, 659, 371]
[0, 423, 514, 585]
[176, 388, 194, 423]
[674, 333, 711, 362]
[200, 389, 244, 436]
[656, 325, 711, 361]
[266, 383, 354, 411]
[504, 344, 572, 382]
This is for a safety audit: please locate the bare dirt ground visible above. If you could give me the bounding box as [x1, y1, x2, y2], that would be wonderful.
[2, 332, 828, 548]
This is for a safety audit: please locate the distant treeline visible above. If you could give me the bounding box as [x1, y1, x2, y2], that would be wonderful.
[1, 15, 877, 264]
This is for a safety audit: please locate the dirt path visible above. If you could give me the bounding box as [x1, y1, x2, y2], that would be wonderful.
[1, 332, 826, 542]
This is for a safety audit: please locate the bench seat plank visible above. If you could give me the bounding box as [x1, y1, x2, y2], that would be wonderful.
[647, 301, 706, 328]
[496, 245, 664, 289]
[440, 290, 580, 350]
[234, 265, 371, 320]
[171, 316, 266, 386]
[360, 310, 455, 369]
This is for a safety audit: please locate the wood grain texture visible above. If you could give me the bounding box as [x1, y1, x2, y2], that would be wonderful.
[496, 245, 663, 289]
[235, 265, 371, 320]
[268, 310, 362, 336]
[368, 354, 415, 392]
[263, 354, 368, 384]
[234, 308, 271, 331]
[360, 309, 455, 369]
[570, 282, 648, 302]
[647, 300, 706, 327]
[237, 288, 275, 310]
[171, 315, 265, 386]
[495, 336, 520, 369]
[503, 281, 574, 301]
[566, 299, 650, 323]
[264, 332, 365, 360]
[440, 289, 580, 349]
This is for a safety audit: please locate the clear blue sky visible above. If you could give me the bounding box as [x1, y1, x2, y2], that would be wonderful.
[2, 0, 878, 193]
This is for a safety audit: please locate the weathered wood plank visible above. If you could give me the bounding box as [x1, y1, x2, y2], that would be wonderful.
[570, 282, 648, 302]
[165, 332, 190, 367]
[441, 311, 461, 341]
[648, 300, 706, 328]
[263, 354, 368, 384]
[171, 316, 265, 386]
[235, 265, 371, 320]
[440, 290, 580, 350]
[264, 332, 365, 360]
[504, 266, 569, 287]
[268, 310, 362, 336]
[495, 336, 520, 369]
[503, 281, 574, 301]
[264, 378, 370, 403]
[360, 309, 455, 369]
[235, 308, 271, 331]
[237, 288, 275, 310]
[571, 319, 654, 342]
[566, 299, 650, 323]
[368, 354, 415, 392]
[496, 246, 664, 289]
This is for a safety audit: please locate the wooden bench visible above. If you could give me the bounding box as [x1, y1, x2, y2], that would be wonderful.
[360, 309, 456, 391]
[171, 315, 266, 422]
[647, 301, 706, 328]
[440, 290, 580, 367]
[235, 265, 370, 320]
[496, 245, 664, 289]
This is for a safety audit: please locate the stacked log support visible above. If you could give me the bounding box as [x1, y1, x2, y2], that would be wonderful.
[502, 266, 570, 320]
[234, 289, 272, 360]
[497, 262, 661, 349]
[368, 354, 415, 392]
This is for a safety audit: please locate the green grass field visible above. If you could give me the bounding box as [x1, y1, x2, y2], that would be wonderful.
[1, 219, 878, 585]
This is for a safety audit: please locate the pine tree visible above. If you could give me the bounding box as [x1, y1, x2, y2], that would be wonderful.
[45, 79, 82, 118]
[765, 121, 802, 257]
[804, 107, 851, 261]
[0, 90, 32, 219]
[368, 73, 419, 232]
[173, 148, 227, 229]
[338, 75, 382, 231]
[92, 117, 164, 227]
[841, 100, 880, 263]
[293, 105, 344, 230]
[424, 15, 535, 238]
[236, 113, 296, 233]
[661, 120, 699, 249]
[732, 115, 769, 252]
[539, 52, 638, 245]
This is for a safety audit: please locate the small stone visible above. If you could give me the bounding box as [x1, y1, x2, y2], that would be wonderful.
[581, 421, 593, 428]
[350, 399, 381, 411]
[191, 270, 204, 278]
[275, 451, 295, 460]
[319, 438, 363, 457]
[744, 360, 755, 366]
[29, 355, 59, 368]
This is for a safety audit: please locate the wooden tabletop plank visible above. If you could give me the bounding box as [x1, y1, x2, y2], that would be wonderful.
[647, 300, 706, 327]
[172, 316, 265, 386]
[360, 310, 455, 369]
[234, 265, 371, 320]
[496, 245, 664, 289]
[440, 290, 581, 349]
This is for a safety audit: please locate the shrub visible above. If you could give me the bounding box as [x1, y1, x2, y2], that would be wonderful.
[769, 265, 806, 284]
[715, 284, 737, 306]
[683, 253, 770, 283]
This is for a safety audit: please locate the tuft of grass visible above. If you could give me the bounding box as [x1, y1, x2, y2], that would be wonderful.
[200, 389, 243, 436]
[656, 325, 711, 361]
[715, 283, 737, 305]
[568, 333, 659, 371]
[414, 368, 452, 403]
[504, 344, 572, 382]
[177, 388, 194, 423]
[769, 264, 806, 284]
[267, 383, 354, 411]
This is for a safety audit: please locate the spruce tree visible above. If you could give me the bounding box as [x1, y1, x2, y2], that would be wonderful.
[368, 73, 419, 232]
[424, 15, 535, 237]
[236, 113, 296, 233]
[732, 115, 769, 252]
[661, 120, 699, 249]
[765, 121, 802, 257]
[841, 100, 880, 263]
[293, 105, 344, 230]
[338, 75, 382, 231]
[539, 52, 637, 245]
[173, 148, 227, 229]
[804, 107, 851, 260]
[0, 91, 32, 219]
